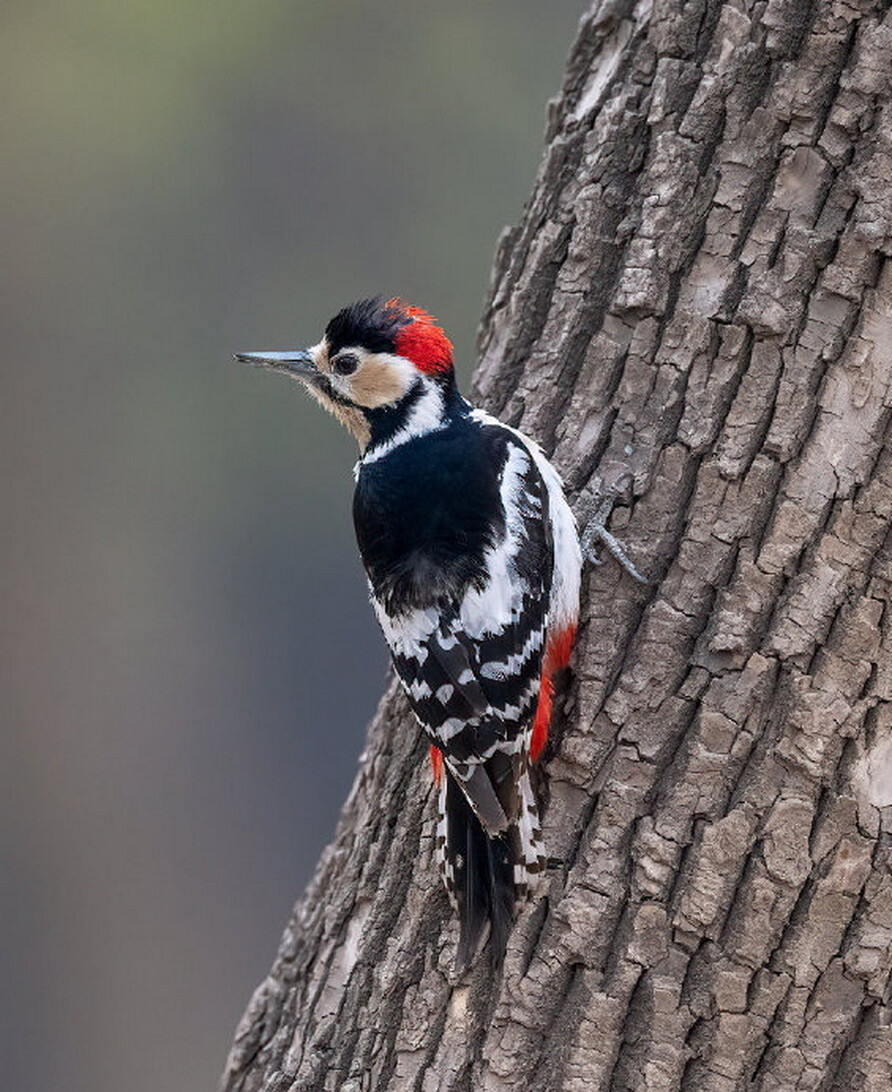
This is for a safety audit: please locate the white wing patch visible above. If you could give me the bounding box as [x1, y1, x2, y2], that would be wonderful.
[470, 408, 581, 634]
[459, 442, 532, 640]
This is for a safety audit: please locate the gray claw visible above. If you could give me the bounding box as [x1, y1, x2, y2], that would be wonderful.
[578, 479, 649, 584]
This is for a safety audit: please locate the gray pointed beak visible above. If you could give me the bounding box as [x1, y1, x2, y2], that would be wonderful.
[233, 348, 318, 382]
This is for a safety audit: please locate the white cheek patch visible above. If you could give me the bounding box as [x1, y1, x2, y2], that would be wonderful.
[366, 353, 417, 387]
[332, 350, 417, 409]
[328, 372, 353, 399]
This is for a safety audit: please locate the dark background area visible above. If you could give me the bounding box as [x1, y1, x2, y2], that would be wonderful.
[1, 3, 583, 1089]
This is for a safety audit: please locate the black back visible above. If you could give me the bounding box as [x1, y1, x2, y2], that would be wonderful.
[353, 410, 507, 614]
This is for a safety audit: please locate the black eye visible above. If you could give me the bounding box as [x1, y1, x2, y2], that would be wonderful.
[332, 352, 359, 376]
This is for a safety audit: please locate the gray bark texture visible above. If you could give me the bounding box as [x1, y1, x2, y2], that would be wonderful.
[222, 0, 892, 1088]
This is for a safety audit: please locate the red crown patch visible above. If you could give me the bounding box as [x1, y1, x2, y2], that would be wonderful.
[388, 299, 453, 374]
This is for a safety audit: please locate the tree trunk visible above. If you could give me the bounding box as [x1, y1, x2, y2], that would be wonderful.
[222, 1, 892, 1088]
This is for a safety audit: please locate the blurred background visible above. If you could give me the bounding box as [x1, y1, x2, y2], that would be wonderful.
[0, 2, 583, 1089]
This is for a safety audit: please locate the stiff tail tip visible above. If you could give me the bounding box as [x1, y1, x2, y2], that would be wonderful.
[436, 762, 543, 973]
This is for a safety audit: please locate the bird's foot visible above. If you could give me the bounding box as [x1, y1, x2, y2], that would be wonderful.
[579, 477, 649, 584]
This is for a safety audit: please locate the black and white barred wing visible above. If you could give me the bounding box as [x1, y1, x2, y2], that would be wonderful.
[375, 432, 553, 829]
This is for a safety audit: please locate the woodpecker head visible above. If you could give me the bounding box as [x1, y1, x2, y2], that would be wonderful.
[235, 297, 454, 449]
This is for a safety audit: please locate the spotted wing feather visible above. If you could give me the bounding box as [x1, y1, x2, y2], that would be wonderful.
[364, 420, 556, 965]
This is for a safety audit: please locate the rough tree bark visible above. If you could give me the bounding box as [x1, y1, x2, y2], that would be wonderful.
[222, 1, 892, 1088]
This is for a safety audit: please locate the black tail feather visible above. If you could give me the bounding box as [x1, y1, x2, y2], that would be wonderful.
[445, 768, 515, 973]
[484, 832, 514, 959]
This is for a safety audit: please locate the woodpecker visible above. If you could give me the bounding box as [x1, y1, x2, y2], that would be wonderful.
[236, 298, 639, 970]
